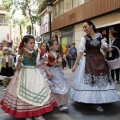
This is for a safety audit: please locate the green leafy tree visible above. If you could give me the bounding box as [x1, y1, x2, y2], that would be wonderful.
[13, 16, 28, 40]
[2, 0, 46, 35]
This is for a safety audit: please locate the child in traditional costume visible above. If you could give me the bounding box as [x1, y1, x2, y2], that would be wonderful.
[36, 42, 46, 75]
[0, 47, 14, 90]
[1, 35, 57, 120]
[44, 40, 69, 111]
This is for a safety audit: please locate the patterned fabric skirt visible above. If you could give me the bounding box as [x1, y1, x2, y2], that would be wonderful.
[70, 57, 119, 104]
[39, 66, 46, 78]
[0, 70, 57, 118]
[52, 92, 69, 106]
[44, 67, 69, 106]
[45, 67, 69, 94]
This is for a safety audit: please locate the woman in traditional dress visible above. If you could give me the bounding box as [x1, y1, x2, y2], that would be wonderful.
[70, 21, 119, 112]
[1, 35, 57, 120]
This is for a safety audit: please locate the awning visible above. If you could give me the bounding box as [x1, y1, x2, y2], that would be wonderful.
[96, 20, 120, 28]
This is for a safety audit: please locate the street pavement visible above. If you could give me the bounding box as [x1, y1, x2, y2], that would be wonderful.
[0, 68, 120, 120]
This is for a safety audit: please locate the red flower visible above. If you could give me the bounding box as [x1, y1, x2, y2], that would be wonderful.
[40, 50, 45, 56]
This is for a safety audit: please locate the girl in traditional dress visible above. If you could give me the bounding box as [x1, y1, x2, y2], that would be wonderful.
[0, 47, 14, 90]
[1, 35, 57, 120]
[70, 21, 119, 112]
[36, 42, 46, 74]
[44, 40, 69, 111]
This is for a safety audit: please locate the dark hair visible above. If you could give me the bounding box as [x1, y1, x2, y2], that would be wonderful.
[52, 35, 58, 42]
[39, 42, 46, 47]
[72, 43, 75, 45]
[46, 40, 56, 52]
[84, 20, 97, 32]
[110, 30, 118, 37]
[19, 35, 35, 50]
[36, 42, 47, 53]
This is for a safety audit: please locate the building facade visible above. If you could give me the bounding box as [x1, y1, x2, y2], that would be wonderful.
[40, 0, 120, 50]
[0, 7, 11, 42]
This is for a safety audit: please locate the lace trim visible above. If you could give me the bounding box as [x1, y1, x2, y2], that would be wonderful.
[85, 33, 102, 46]
[90, 39, 100, 46]
[84, 73, 113, 88]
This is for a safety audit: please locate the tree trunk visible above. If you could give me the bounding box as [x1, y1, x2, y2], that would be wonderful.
[19, 25, 22, 41]
[28, 8, 34, 36]
[31, 23, 34, 36]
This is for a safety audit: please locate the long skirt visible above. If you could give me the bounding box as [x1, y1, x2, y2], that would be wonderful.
[70, 57, 119, 104]
[1, 68, 57, 118]
[45, 67, 69, 105]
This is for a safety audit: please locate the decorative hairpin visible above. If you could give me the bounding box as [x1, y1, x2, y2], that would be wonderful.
[47, 43, 50, 47]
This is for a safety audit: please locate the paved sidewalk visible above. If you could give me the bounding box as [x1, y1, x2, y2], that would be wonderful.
[0, 68, 120, 120]
[0, 68, 74, 120]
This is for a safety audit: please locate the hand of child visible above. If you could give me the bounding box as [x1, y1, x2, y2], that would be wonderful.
[39, 59, 42, 62]
[52, 63, 58, 67]
[72, 65, 77, 73]
[48, 73, 53, 80]
[13, 64, 15, 68]
[18, 56, 24, 62]
[43, 57, 47, 62]
[51, 60, 58, 66]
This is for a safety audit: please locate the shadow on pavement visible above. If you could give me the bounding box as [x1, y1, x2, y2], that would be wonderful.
[69, 102, 120, 116]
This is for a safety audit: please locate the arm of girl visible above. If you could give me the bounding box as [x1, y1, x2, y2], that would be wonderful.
[44, 63, 53, 80]
[37, 57, 47, 67]
[56, 61, 62, 67]
[55, 56, 62, 67]
[17, 56, 24, 71]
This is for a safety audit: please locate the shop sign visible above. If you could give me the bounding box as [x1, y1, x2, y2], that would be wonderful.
[40, 22, 49, 35]
[42, 33, 50, 41]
